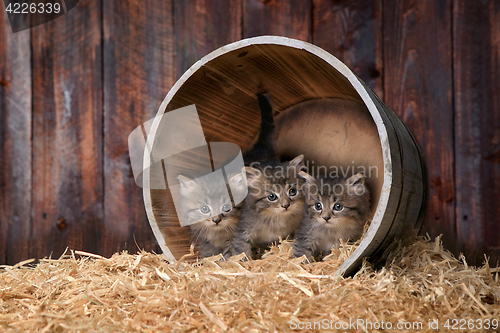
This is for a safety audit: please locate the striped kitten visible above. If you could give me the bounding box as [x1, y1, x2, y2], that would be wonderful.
[231, 155, 306, 259]
[231, 94, 307, 259]
[178, 94, 277, 258]
[293, 171, 370, 261]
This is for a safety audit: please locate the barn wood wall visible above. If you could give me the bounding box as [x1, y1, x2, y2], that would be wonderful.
[0, 0, 498, 265]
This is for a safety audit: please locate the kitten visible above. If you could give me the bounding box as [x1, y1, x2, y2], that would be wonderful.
[242, 93, 277, 164]
[178, 172, 245, 257]
[231, 155, 306, 259]
[177, 94, 277, 258]
[293, 171, 370, 262]
[231, 94, 307, 259]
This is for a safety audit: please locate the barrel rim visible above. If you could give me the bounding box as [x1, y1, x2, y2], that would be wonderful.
[143, 36, 393, 274]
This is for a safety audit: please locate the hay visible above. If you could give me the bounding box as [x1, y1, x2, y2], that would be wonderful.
[1, 236, 499, 332]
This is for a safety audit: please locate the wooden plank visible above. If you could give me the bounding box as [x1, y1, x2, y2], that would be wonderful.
[31, 0, 103, 260]
[103, 0, 174, 256]
[146, 0, 243, 259]
[312, 0, 383, 98]
[383, 0, 455, 252]
[173, 0, 242, 79]
[0, 12, 31, 265]
[454, 0, 500, 264]
[243, 0, 311, 41]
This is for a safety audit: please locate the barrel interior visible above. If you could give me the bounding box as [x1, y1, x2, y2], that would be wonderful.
[150, 43, 384, 259]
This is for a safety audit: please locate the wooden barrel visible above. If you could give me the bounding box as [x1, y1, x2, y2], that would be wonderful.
[143, 36, 426, 277]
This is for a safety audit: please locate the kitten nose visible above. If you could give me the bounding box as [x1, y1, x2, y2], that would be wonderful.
[281, 202, 290, 209]
[212, 215, 221, 224]
[322, 215, 331, 221]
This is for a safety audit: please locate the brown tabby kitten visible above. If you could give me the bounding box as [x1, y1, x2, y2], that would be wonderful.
[293, 171, 370, 261]
[231, 155, 306, 259]
[178, 172, 246, 258]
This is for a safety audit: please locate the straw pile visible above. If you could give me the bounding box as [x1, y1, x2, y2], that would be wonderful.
[1, 236, 499, 332]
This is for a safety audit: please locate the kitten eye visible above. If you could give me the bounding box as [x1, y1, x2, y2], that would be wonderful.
[200, 206, 210, 214]
[314, 202, 323, 211]
[333, 203, 344, 211]
[222, 204, 232, 213]
[267, 193, 278, 201]
[288, 188, 297, 197]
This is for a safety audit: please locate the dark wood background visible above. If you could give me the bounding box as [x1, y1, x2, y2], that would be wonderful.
[1, 0, 499, 266]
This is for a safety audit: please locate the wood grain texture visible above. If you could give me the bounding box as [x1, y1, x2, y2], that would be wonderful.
[383, 0, 456, 254]
[173, 0, 242, 79]
[454, 0, 500, 264]
[149, 0, 243, 258]
[30, 0, 103, 260]
[243, 0, 311, 41]
[0, 13, 31, 265]
[312, 0, 384, 98]
[360, 83, 425, 272]
[103, 0, 174, 256]
[0, 0, 499, 266]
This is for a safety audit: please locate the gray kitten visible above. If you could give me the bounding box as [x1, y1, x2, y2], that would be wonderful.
[231, 155, 306, 259]
[178, 172, 246, 257]
[293, 171, 370, 261]
[177, 94, 276, 258]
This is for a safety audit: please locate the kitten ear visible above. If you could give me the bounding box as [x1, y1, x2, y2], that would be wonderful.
[347, 173, 366, 195]
[289, 154, 307, 172]
[177, 175, 195, 193]
[243, 166, 262, 187]
[298, 171, 315, 184]
[228, 170, 247, 191]
[228, 170, 248, 205]
[228, 171, 246, 186]
[347, 173, 365, 186]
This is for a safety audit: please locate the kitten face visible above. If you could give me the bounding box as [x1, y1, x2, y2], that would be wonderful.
[177, 172, 245, 254]
[245, 155, 306, 225]
[301, 172, 370, 237]
[232, 155, 306, 258]
[293, 172, 371, 261]
[188, 209, 239, 249]
[178, 173, 245, 225]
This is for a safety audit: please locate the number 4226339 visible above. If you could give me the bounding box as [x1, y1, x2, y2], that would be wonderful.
[444, 318, 498, 330]
[5, 2, 61, 14]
